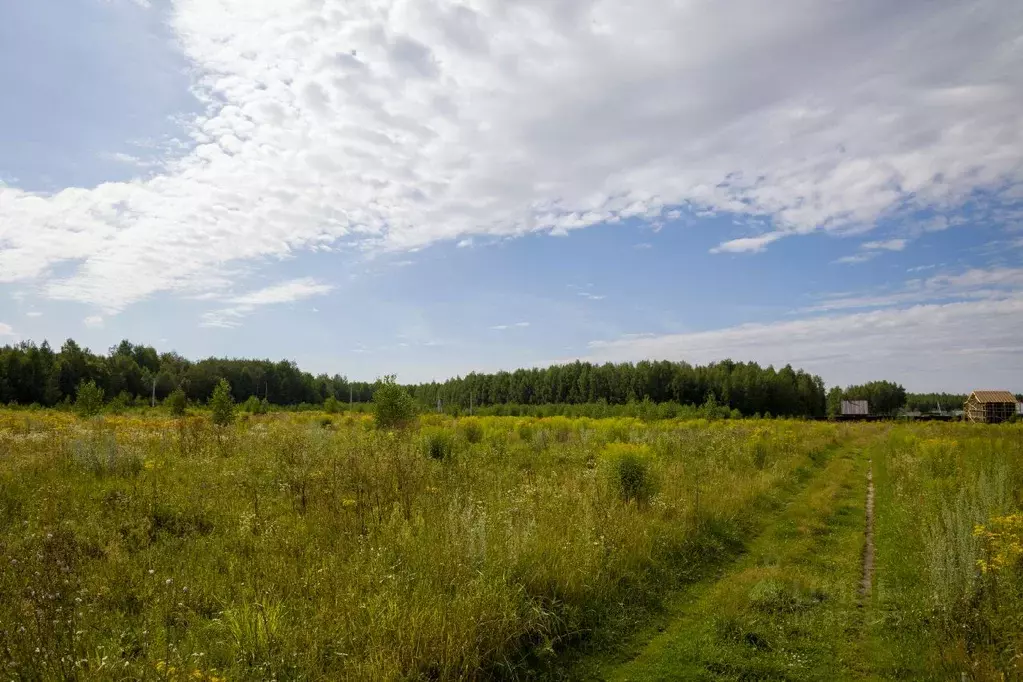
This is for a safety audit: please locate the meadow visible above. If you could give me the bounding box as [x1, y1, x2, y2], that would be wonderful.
[0, 409, 1021, 680]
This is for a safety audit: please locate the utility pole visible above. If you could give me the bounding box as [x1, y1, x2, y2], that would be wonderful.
[151, 375, 157, 408]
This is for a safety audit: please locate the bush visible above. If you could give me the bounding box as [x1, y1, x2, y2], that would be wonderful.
[166, 388, 187, 417]
[604, 443, 656, 504]
[459, 417, 484, 444]
[421, 427, 455, 460]
[373, 375, 416, 429]
[242, 395, 268, 414]
[107, 391, 134, 415]
[210, 379, 236, 427]
[74, 380, 105, 418]
[324, 396, 342, 414]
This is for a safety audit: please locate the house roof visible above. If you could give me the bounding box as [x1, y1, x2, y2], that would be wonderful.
[969, 390, 1017, 404]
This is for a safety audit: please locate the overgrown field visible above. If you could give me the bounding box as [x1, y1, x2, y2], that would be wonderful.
[1, 412, 1021, 680]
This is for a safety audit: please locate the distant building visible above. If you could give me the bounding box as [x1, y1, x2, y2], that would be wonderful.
[841, 400, 869, 416]
[1018, 402, 1023, 416]
[964, 391, 1017, 424]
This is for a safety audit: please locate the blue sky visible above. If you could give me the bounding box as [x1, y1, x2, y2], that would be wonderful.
[1, 0, 1022, 391]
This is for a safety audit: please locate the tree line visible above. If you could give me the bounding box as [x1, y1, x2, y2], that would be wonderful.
[0, 340, 831, 417]
[4, 337, 995, 419]
[0, 339, 375, 408]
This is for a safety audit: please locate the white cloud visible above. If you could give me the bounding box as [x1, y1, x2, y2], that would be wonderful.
[0, 322, 14, 336]
[490, 321, 530, 331]
[863, 239, 907, 251]
[2, 0, 1022, 309]
[228, 277, 332, 306]
[84, 315, 104, 328]
[835, 253, 877, 265]
[711, 232, 787, 254]
[201, 277, 333, 328]
[634, 242, 653, 249]
[25, 311, 43, 318]
[585, 297, 1023, 391]
[805, 265, 1023, 312]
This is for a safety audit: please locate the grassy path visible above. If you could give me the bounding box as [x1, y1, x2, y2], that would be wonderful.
[579, 445, 871, 681]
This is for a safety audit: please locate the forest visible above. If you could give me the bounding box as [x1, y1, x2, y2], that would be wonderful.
[0, 338, 989, 418]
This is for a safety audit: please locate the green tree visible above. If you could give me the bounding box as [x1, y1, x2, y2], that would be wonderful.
[324, 396, 342, 414]
[373, 375, 416, 429]
[209, 379, 236, 426]
[242, 395, 268, 414]
[826, 387, 843, 418]
[74, 379, 105, 418]
[166, 388, 187, 417]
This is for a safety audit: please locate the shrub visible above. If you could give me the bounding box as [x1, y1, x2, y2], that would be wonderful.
[603, 443, 656, 504]
[107, 391, 134, 415]
[373, 375, 416, 429]
[210, 379, 236, 427]
[242, 395, 268, 414]
[166, 388, 187, 417]
[324, 396, 342, 414]
[460, 417, 484, 444]
[421, 427, 455, 460]
[74, 380, 105, 418]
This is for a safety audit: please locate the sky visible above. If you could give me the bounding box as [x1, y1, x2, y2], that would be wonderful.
[1, 0, 1022, 392]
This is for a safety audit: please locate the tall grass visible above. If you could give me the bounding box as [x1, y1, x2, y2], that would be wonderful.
[0, 411, 835, 679]
[876, 424, 1023, 679]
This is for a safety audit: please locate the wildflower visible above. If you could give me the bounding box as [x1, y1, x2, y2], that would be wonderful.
[342, 498, 357, 508]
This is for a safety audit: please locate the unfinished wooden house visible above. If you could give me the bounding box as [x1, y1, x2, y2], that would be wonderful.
[964, 391, 1017, 424]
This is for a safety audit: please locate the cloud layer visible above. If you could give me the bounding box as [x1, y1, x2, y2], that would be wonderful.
[586, 296, 1023, 392]
[1, 0, 1022, 310]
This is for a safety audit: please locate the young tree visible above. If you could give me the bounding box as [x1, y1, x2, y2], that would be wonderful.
[74, 379, 105, 418]
[826, 387, 843, 418]
[209, 378, 236, 426]
[166, 388, 187, 417]
[373, 375, 416, 429]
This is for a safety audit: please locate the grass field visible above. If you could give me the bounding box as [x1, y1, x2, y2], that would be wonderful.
[0, 411, 1021, 680]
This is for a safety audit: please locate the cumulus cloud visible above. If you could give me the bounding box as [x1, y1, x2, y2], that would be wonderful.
[201, 277, 333, 328]
[84, 315, 104, 328]
[585, 297, 1023, 391]
[2, 0, 1022, 310]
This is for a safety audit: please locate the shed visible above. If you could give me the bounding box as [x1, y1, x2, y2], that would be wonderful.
[964, 391, 1017, 424]
[841, 400, 869, 416]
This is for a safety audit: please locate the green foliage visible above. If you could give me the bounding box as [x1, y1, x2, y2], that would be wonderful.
[459, 417, 484, 444]
[826, 387, 843, 418]
[166, 388, 187, 416]
[603, 443, 656, 504]
[373, 375, 416, 429]
[209, 378, 236, 426]
[324, 396, 342, 414]
[242, 395, 268, 414]
[74, 379, 104, 417]
[421, 426, 455, 460]
[840, 380, 907, 415]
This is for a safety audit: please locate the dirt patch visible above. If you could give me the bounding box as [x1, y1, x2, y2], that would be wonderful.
[860, 461, 875, 602]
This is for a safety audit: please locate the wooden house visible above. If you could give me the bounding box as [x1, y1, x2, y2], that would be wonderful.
[964, 391, 1017, 424]
[841, 400, 869, 416]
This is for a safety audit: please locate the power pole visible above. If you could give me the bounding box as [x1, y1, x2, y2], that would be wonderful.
[151, 375, 157, 408]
